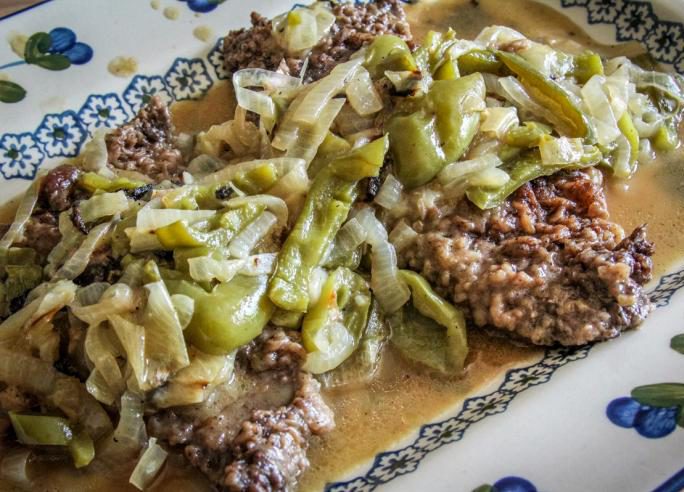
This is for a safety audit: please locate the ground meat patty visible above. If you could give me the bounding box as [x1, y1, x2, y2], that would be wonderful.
[399, 170, 654, 346]
[106, 96, 184, 181]
[223, 0, 413, 82]
[41, 164, 82, 212]
[149, 328, 334, 491]
[17, 210, 61, 257]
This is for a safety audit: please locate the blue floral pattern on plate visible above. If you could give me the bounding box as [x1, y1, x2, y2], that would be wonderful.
[78, 93, 130, 134]
[34, 111, 87, 158]
[178, 0, 226, 13]
[607, 397, 679, 438]
[122, 75, 174, 114]
[0, 133, 44, 179]
[164, 58, 212, 101]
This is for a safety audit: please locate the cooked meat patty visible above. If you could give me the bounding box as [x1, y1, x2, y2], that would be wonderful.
[106, 95, 184, 182]
[399, 170, 654, 346]
[148, 328, 334, 491]
[41, 164, 82, 213]
[223, 0, 413, 82]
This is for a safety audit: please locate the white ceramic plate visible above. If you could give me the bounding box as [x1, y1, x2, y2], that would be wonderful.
[1, 1, 683, 491]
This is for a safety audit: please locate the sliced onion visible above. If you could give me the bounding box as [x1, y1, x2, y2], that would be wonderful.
[389, 221, 418, 252]
[76, 282, 111, 306]
[86, 368, 118, 406]
[632, 111, 663, 138]
[79, 129, 115, 177]
[79, 191, 130, 223]
[474, 25, 527, 49]
[336, 217, 367, 253]
[292, 57, 363, 125]
[171, 294, 194, 331]
[581, 75, 620, 145]
[539, 136, 584, 165]
[265, 162, 310, 214]
[114, 391, 147, 450]
[55, 220, 114, 281]
[438, 153, 502, 185]
[71, 283, 139, 327]
[0, 448, 31, 486]
[45, 212, 84, 277]
[225, 194, 288, 228]
[228, 211, 278, 258]
[136, 208, 214, 230]
[233, 68, 300, 121]
[468, 167, 511, 187]
[200, 157, 305, 187]
[374, 174, 404, 210]
[638, 138, 655, 163]
[302, 320, 355, 374]
[480, 106, 519, 138]
[497, 76, 557, 127]
[286, 98, 345, 163]
[130, 437, 167, 491]
[85, 323, 124, 396]
[354, 206, 388, 245]
[188, 254, 276, 283]
[0, 175, 42, 253]
[308, 267, 329, 307]
[346, 67, 383, 116]
[187, 154, 225, 177]
[612, 134, 633, 178]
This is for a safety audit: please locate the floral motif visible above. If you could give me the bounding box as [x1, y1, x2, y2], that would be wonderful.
[34, 111, 87, 158]
[164, 58, 212, 100]
[207, 38, 229, 80]
[78, 93, 129, 134]
[542, 345, 591, 366]
[460, 391, 514, 423]
[122, 75, 174, 113]
[46, 27, 93, 65]
[500, 365, 553, 393]
[645, 21, 684, 64]
[415, 419, 468, 451]
[0, 133, 44, 179]
[649, 269, 684, 308]
[586, 0, 621, 24]
[367, 446, 426, 483]
[607, 397, 679, 438]
[473, 476, 538, 492]
[615, 1, 656, 42]
[326, 477, 374, 492]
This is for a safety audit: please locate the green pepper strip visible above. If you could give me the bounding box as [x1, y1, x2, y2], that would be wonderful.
[652, 119, 680, 151]
[364, 35, 418, 79]
[617, 112, 639, 169]
[184, 275, 275, 354]
[388, 74, 485, 188]
[457, 49, 503, 76]
[466, 153, 588, 210]
[9, 413, 95, 468]
[497, 51, 593, 140]
[504, 121, 553, 148]
[233, 163, 279, 195]
[268, 136, 388, 313]
[397, 270, 468, 373]
[572, 51, 604, 84]
[302, 267, 371, 351]
[155, 204, 264, 249]
[78, 172, 146, 194]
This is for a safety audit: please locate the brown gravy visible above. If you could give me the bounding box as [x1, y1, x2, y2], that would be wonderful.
[3, 1, 684, 491]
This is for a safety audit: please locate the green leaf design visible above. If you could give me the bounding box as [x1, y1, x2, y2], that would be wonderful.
[0, 80, 27, 103]
[472, 486, 495, 492]
[33, 54, 71, 71]
[24, 32, 52, 63]
[632, 383, 684, 407]
[677, 407, 684, 428]
[671, 334, 684, 355]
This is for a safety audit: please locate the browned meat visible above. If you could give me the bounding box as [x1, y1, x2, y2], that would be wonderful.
[399, 170, 654, 346]
[106, 96, 184, 182]
[18, 210, 61, 257]
[41, 164, 82, 212]
[223, 0, 413, 82]
[149, 328, 334, 491]
[0, 385, 36, 413]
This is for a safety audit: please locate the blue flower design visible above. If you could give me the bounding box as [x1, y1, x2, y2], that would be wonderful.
[177, 0, 225, 13]
[493, 476, 538, 492]
[35, 111, 87, 158]
[48, 27, 93, 65]
[586, 0, 621, 24]
[460, 391, 514, 423]
[325, 477, 374, 492]
[78, 93, 129, 134]
[543, 345, 591, 366]
[606, 396, 679, 438]
[501, 365, 553, 393]
[415, 418, 467, 451]
[123, 75, 173, 113]
[367, 446, 426, 483]
[560, 0, 589, 6]
[645, 21, 684, 64]
[615, 2, 656, 42]
[650, 269, 684, 307]
[164, 58, 212, 101]
[207, 38, 229, 80]
[0, 133, 44, 179]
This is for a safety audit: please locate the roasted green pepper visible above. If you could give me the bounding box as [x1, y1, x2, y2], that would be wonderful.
[388, 74, 486, 188]
[78, 172, 147, 194]
[185, 275, 274, 354]
[309, 132, 352, 179]
[458, 49, 503, 76]
[505, 121, 553, 148]
[652, 119, 680, 151]
[302, 267, 371, 374]
[617, 112, 640, 170]
[389, 270, 468, 374]
[498, 51, 593, 139]
[364, 35, 418, 79]
[233, 163, 279, 195]
[268, 137, 387, 312]
[572, 51, 604, 84]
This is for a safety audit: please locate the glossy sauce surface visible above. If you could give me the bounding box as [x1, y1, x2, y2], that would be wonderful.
[4, 1, 684, 491]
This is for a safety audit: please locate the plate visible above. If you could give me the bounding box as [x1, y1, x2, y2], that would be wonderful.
[1, 1, 683, 491]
